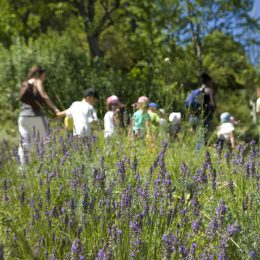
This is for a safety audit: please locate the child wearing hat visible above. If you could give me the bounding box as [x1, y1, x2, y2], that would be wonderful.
[216, 112, 236, 149]
[104, 95, 122, 140]
[132, 96, 151, 137]
[57, 88, 99, 137]
[148, 102, 160, 135]
[169, 112, 181, 142]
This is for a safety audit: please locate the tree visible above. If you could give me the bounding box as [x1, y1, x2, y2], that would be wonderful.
[70, 0, 123, 58]
[171, 0, 260, 74]
[0, 0, 74, 46]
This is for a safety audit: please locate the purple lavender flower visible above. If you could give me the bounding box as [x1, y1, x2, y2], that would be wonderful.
[130, 215, 142, 258]
[190, 197, 200, 216]
[3, 178, 7, 192]
[205, 150, 212, 164]
[135, 173, 140, 184]
[244, 162, 251, 177]
[51, 205, 59, 218]
[131, 156, 138, 172]
[120, 186, 132, 210]
[204, 151, 214, 177]
[20, 184, 25, 205]
[178, 245, 188, 257]
[69, 198, 76, 211]
[200, 251, 215, 260]
[250, 140, 257, 159]
[245, 160, 256, 177]
[224, 151, 230, 167]
[149, 159, 159, 176]
[180, 161, 190, 179]
[71, 241, 77, 254]
[210, 168, 217, 191]
[60, 150, 70, 166]
[3, 178, 9, 201]
[135, 185, 149, 202]
[228, 179, 234, 194]
[130, 219, 141, 234]
[34, 248, 39, 256]
[216, 199, 227, 225]
[236, 144, 246, 166]
[218, 233, 229, 260]
[109, 224, 122, 246]
[117, 160, 126, 183]
[189, 243, 197, 256]
[206, 218, 219, 240]
[249, 251, 257, 259]
[97, 157, 106, 185]
[163, 173, 173, 199]
[46, 185, 51, 204]
[216, 142, 222, 163]
[59, 135, 63, 145]
[226, 223, 240, 236]
[192, 216, 202, 234]
[71, 238, 83, 256]
[39, 178, 43, 188]
[193, 168, 207, 184]
[162, 232, 177, 259]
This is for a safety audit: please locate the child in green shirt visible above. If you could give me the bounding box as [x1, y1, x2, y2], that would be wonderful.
[148, 102, 160, 134]
[132, 96, 151, 137]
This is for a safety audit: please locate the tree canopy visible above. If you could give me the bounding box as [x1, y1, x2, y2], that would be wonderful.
[0, 0, 259, 134]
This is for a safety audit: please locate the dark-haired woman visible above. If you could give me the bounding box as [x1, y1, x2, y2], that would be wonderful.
[18, 65, 60, 165]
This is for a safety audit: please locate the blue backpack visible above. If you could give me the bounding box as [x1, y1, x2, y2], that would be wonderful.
[185, 88, 204, 110]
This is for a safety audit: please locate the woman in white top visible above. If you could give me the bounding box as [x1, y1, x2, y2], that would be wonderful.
[18, 65, 60, 165]
[104, 95, 122, 140]
[217, 112, 236, 149]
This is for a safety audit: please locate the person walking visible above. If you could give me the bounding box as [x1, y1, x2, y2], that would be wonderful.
[104, 95, 123, 141]
[57, 88, 99, 137]
[18, 65, 60, 165]
[148, 102, 160, 136]
[216, 112, 236, 150]
[201, 72, 216, 135]
[131, 96, 151, 138]
[186, 72, 216, 149]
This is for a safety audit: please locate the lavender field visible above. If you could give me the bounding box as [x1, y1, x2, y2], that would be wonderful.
[0, 128, 259, 259]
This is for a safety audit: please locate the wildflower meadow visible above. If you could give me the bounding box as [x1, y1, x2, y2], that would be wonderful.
[0, 127, 259, 259]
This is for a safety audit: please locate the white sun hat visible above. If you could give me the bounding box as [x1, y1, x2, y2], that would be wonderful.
[169, 112, 181, 124]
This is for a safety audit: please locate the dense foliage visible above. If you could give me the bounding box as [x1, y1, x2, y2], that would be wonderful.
[0, 129, 259, 259]
[0, 0, 260, 140]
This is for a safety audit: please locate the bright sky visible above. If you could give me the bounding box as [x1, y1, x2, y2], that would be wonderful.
[252, 0, 260, 18]
[249, 0, 260, 65]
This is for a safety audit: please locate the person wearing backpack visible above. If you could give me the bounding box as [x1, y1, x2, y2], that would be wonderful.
[186, 72, 215, 148]
[18, 65, 60, 165]
[201, 72, 216, 135]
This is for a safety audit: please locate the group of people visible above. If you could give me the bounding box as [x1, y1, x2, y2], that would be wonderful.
[18, 65, 238, 165]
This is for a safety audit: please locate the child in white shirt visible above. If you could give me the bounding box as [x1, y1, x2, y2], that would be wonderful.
[57, 88, 99, 137]
[169, 112, 181, 142]
[217, 112, 236, 149]
[104, 95, 122, 140]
